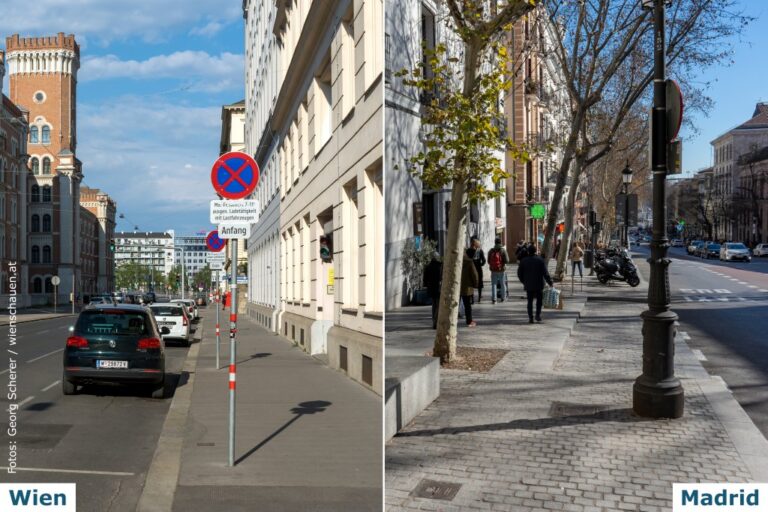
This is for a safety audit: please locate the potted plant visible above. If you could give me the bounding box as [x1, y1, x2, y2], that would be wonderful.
[400, 237, 438, 305]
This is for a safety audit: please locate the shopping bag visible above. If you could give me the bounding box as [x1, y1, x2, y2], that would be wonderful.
[542, 287, 561, 309]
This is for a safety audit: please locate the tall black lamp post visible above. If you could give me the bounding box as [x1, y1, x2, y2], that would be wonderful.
[621, 162, 633, 247]
[633, 0, 684, 418]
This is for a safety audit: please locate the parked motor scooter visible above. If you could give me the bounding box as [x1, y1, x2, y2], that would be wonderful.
[594, 247, 640, 287]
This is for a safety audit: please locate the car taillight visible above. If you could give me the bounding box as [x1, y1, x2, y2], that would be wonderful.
[138, 337, 161, 350]
[182, 315, 188, 326]
[66, 336, 88, 348]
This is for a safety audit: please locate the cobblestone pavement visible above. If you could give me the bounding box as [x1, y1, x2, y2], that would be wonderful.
[386, 287, 758, 511]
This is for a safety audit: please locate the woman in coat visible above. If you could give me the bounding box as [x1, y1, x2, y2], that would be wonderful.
[465, 237, 486, 303]
[460, 253, 479, 327]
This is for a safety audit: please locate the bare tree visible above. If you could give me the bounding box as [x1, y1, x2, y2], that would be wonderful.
[540, 0, 752, 265]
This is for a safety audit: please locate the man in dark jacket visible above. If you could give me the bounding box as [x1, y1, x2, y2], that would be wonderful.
[517, 245, 554, 323]
[423, 252, 442, 329]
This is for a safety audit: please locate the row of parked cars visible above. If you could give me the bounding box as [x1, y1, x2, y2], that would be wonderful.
[684, 240, 768, 262]
[63, 298, 203, 398]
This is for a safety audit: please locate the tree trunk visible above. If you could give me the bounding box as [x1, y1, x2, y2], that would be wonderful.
[433, 40, 480, 364]
[555, 159, 583, 280]
[542, 109, 585, 265]
[433, 180, 469, 363]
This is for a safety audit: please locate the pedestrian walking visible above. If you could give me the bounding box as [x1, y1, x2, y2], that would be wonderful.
[466, 237, 486, 303]
[515, 240, 527, 262]
[423, 252, 442, 329]
[570, 242, 584, 278]
[487, 237, 510, 304]
[517, 245, 554, 323]
[461, 253, 479, 327]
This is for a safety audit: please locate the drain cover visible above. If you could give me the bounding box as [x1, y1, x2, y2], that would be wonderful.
[411, 479, 462, 501]
[549, 401, 608, 417]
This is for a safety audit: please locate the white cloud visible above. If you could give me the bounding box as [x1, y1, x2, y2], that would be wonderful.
[190, 20, 225, 37]
[77, 97, 223, 233]
[0, 0, 242, 44]
[80, 51, 243, 85]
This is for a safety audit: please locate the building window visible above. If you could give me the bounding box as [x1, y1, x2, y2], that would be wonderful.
[31, 158, 39, 175]
[45, 277, 53, 293]
[30, 126, 39, 144]
[33, 277, 42, 293]
[314, 52, 333, 153]
[41, 126, 51, 144]
[31, 214, 40, 232]
[42, 214, 51, 232]
[31, 245, 40, 263]
[42, 186, 51, 202]
[43, 245, 52, 263]
[42, 158, 51, 175]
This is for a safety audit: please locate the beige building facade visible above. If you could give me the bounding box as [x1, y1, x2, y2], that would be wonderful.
[244, 0, 383, 394]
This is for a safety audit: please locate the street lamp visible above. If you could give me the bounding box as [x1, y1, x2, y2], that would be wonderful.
[621, 161, 633, 247]
[633, 0, 684, 419]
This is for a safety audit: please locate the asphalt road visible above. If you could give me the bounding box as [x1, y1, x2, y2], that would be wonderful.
[633, 244, 768, 437]
[0, 312, 197, 512]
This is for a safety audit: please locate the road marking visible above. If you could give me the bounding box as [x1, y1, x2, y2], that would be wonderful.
[713, 289, 732, 294]
[737, 282, 748, 285]
[41, 380, 60, 392]
[18, 396, 34, 407]
[730, 278, 739, 281]
[692, 349, 707, 361]
[748, 285, 758, 289]
[38, 329, 50, 334]
[26, 348, 64, 363]
[679, 331, 690, 340]
[0, 466, 135, 476]
[759, 289, 768, 293]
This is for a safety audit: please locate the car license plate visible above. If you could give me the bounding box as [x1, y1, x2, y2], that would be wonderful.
[97, 360, 128, 369]
[159, 321, 175, 326]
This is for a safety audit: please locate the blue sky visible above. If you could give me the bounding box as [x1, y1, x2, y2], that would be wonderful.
[0, 0, 245, 235]
[678, 0, 768, 176]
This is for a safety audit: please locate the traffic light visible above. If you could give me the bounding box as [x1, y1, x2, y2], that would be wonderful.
[109, 239, 115, 252]
[594, 221, 602, 234]
[589, 210, 597, 227]
[175, 275, 180, 285]
[319, 235, 332, 262]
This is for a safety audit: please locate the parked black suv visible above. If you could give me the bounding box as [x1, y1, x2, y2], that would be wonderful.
[63, 304, 168, 398]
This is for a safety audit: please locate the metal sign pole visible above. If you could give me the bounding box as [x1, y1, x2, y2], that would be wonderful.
[228, 239, 238, 467]
[216, 270, 220, 370]
[54, 284, 57, 314]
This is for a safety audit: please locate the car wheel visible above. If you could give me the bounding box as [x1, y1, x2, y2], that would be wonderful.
[62, 379, 77, 395]
[150, 378, 166, 399]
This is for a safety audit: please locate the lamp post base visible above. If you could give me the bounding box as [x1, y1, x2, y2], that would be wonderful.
[633, 309, 684, 418]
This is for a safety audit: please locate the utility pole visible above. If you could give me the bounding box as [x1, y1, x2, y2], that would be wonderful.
[633, 0, 684, 418]
[228, 239, 238, 467]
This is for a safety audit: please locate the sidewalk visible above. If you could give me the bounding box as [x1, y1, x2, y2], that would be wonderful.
[386, 258, 768, 511]
[0, 307, 74, 326]
[141, 307, 382, 511]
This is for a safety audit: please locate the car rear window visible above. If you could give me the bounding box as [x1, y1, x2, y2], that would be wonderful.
[151, 306, 183, 316]
[709, 244, 720, 250]
[76, 310, 151, 336]
[727, 243, 746, 249]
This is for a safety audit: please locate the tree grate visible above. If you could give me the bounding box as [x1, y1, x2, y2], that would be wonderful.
[410, 479, 462, 501]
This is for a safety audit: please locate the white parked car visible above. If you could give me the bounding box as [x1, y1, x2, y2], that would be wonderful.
[720, 242, 751, 262]
[753, 243, 768, 257]
[150, 303, 191, 346]
[671, 239, 684, 247]
[171, 299, 198, 321]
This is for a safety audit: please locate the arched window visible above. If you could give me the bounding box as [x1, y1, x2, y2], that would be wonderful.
[31, 158, 39, 175]
[42, 158, 51, 175]
[31, 215, 40, 232]
[41, 126, 50, 144]
[33, 277, 42, 293]
[31, 245, 40, 263]
[30, 126, 39, 144]
[45, 277, 53, 293]
[31, 185, 40, 202]
[42, 186, 51, 202]
[42, 214, 51, 232]
[42, 245, 51, 263]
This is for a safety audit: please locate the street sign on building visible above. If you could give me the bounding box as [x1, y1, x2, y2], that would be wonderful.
[218, 223, 251, 239]
[210, 152, 260, 200]
[209, 200, 260, 224]
[206, 230, 226, 252]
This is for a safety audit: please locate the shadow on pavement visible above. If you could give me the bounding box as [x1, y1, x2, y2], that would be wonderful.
[395, 407, 651, 438]
[235, 400, 332, 466]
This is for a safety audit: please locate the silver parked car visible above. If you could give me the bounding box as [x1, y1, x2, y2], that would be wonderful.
[720, 242, 751, 262]
[753, 243, 768, 257]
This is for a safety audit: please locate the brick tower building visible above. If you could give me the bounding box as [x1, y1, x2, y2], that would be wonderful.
[5, 33, 83, 302]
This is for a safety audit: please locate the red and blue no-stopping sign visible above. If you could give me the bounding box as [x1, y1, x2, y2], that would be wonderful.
[206, 230, 226, 252]
[211, 151, 260, 200]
